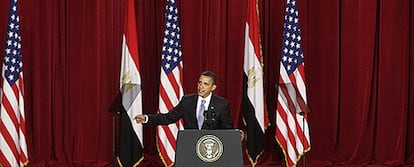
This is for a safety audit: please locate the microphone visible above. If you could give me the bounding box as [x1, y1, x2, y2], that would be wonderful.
[210, 106, 216, 122]
[204, 110, 208, 121]
[202, 109, 210, 129]
[203, 106, 216, 129]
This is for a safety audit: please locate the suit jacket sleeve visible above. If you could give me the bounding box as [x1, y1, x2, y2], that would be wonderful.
[144, 100, 185, 126]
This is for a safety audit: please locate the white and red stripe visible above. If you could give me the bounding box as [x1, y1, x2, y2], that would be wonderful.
[157, 67, 184, 166]
[1, 0, 28, 166]
[157, 0, 184, 166]
[0, 74, 28, 167]
[276, 63, 310, 167]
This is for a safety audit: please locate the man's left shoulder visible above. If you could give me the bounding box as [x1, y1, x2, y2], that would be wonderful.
[212, 94, 229, 104]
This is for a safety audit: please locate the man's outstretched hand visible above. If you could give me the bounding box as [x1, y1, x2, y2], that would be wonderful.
[239, 130, 245, 141]
[134, 115, 146, 124]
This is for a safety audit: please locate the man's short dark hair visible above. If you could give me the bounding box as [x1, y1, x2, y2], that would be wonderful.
[201, 71, 217, 85]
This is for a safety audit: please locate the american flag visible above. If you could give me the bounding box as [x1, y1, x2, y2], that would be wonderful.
[118, 0, 143, 165]
[0, 0, 29, 166]
[275, 0, 311, 166]
[242, 0, 269, 164]
[157, 0, 184, 166]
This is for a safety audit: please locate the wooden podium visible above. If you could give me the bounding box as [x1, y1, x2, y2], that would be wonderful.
[174, 129, 243, 167]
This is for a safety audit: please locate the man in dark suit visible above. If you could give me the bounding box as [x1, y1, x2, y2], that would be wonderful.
[134, 71, 234, 129]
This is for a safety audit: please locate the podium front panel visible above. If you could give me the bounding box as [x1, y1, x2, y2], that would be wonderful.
[175, 129, 243, 167]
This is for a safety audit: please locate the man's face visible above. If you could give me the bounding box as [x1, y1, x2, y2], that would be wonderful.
[197, 75, 216, 98]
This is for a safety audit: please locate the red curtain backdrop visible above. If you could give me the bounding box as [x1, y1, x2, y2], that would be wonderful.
[0, 0, 413, 166]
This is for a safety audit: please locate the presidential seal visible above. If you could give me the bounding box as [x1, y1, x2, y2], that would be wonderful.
[196, 135, 223, 162]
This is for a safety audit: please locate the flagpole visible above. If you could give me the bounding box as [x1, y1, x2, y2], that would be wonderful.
[112, 112, 115, 167]
[299, 111, 306, 167]
[303, 114, 306, 167]
[112, 110, 118, 167]
[302, 115, 306, 167]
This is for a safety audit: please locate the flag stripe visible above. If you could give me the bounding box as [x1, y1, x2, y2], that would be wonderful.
[275, 0, 310, 166]
[0, 146, 12, 167]
[157, 123, 180, 165]
[276, 98, 299, 166]
[0, 110, 19, 149]
[160, 85, 176, 110]
[166, 71, 180, 99]
[0, 122, 19, 161]
[124, 0, 139, 69]
[160, 125, 177, 149]
[2, 98, 19, 131]
[156, 131, 173, 165]
[19, 120, 28, 163]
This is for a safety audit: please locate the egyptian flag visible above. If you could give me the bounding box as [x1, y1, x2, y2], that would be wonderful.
[118, 0, 144, 166]
[242, 0, 269, 165]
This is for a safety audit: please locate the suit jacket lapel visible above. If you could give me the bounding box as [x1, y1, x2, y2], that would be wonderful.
[208, 94, 217, 111]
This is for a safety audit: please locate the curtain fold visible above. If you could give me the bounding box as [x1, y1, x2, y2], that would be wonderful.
[337, 0, 378, 164]
[375, 0, 410, 165]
